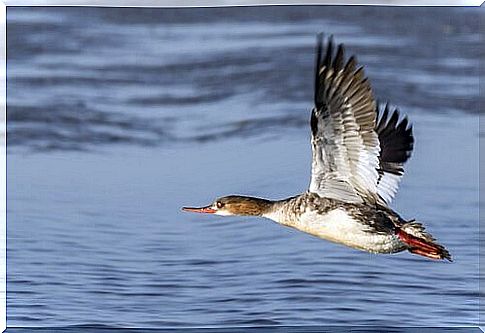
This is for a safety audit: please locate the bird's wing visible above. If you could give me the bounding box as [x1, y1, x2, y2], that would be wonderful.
[375, 103, 414, 204]
[309, 35, 381, 204]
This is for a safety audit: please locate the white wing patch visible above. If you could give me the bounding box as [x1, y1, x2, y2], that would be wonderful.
[376, 172, 402, 205]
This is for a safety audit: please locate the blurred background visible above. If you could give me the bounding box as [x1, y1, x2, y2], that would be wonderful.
[6, 6, 480, 328]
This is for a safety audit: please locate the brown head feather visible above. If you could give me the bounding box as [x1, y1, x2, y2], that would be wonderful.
[216, 196, 272, 216]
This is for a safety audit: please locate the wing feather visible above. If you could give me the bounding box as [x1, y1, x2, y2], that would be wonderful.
[308, 35, 414, 205]
[375, 103, 414, 203]
[309, 35, 380, 203]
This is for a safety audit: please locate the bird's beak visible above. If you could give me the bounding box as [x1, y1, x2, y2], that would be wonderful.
[182, 205, 217, 214]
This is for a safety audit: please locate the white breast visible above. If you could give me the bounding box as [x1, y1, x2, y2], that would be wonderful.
[268, 208, 403, 254]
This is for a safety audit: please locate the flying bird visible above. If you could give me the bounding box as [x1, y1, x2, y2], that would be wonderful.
[183, 35, 451, 261]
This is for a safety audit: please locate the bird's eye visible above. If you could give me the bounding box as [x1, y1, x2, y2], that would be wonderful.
[216, 201, 224, 209]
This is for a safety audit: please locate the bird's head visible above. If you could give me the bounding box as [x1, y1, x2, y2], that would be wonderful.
[182, 195, 271, 217]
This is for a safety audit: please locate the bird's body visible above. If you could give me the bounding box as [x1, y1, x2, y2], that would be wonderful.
[183, 34, 451, 261]
[263, 193, 407, 255]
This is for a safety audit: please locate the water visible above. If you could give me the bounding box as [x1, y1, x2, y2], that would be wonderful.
[6, 6, 480, 329]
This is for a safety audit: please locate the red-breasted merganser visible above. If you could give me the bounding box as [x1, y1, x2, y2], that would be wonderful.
[182, 35, 451, 261]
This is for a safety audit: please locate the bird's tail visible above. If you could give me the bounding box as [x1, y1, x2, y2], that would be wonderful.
[396, 220, 452, 261]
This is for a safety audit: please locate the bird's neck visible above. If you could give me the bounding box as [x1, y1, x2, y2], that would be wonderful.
[230, 196, 296, 223]
[261, 197, 296, 223]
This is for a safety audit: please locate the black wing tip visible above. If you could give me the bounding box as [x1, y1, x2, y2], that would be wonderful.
[316, 32, 324, 46]
[334, 43, 345, 71]
[323, 35, 347, 72]
[376, 101, 414, 164]
[315, 34, 335, 108]
[314, 33, 324, 107]
[314, 34, 355, 71]
[316, 33, 324, 57]
[377, 102, 413, 132]
[324, 35, 334, 68]
[314, 33, 352, 108]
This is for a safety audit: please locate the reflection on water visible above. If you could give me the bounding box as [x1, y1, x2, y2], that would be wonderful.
[6, 6, 480, 329]
[7, 7, 479, 151]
